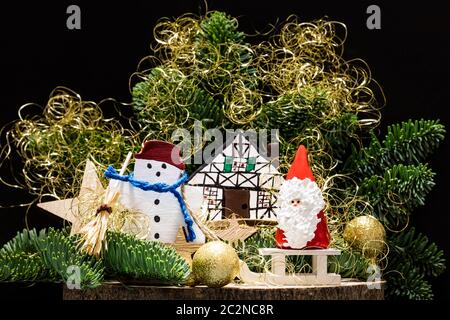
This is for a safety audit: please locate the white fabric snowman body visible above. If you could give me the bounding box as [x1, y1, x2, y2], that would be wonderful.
[111, 140, 205, 244]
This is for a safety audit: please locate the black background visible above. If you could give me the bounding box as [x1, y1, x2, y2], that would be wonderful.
[0, 0, 449, 300]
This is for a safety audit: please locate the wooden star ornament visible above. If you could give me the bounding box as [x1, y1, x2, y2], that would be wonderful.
[208, 215, 258, 244]
[37, 159, 105, 235]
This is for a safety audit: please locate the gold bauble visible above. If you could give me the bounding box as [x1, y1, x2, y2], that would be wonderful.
[343, 215, 386, 258]
[192, 241, 240, 288]
[185, 273, 199, 287]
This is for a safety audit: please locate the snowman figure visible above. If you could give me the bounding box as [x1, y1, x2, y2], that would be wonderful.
[105, 140, 205, 244]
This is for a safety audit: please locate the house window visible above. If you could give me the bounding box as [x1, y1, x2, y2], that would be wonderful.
[204, 187, 220, 210]
[246, 157, 256, 172]
[257, 191, 271, 208]
[225, 156, 256, 173]
[232, 158, 247, 172]
[224, 156, 233, 173]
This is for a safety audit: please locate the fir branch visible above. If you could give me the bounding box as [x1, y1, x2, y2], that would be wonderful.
[1, 228, 44, 254]
[197, 11, 245, 48]
[321, 113, 359, 159]
[346, 119, 445, 177]
[385, 228, 445, 299]
[329, 238, 371, 279]
[34, 228, 104, 289]
[385, 264, 433, 300]
[195, 11, 252, 71]
[259, 90, 359, 161]
[0, 252, 47, 282]
[132, 67, 224, 130]
[102, 231, 190, 285]
[0, 229, 49, 282]
[358, 164, 435, 228]
[389, 228, 446, 278]
[259, 91, 329, 140]
[328, 250, 370, 279]
[194, 11, 257, 93]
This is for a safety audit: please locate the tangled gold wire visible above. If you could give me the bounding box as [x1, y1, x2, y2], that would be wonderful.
[0, 87, 140, 202]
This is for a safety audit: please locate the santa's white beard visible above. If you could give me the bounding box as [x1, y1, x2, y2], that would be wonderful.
[278, 205, 321, 248]
[277, 177, 325, 248]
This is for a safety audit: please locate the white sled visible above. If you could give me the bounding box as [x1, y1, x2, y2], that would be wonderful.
[239, 248, 341, 286]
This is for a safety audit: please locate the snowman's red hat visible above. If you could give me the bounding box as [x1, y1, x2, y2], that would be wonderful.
[135, 140, 185, 170]
[276, 145, 330, 249]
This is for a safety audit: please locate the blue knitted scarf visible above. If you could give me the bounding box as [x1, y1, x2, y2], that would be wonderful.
[104, 166, 196, 242]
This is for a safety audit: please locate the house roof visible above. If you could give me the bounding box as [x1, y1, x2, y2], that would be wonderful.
[187, 131, 282, 187]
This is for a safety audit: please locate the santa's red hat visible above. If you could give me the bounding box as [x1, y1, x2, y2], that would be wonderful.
[135, 140, 185, 171]
[276, 145, 330, 249]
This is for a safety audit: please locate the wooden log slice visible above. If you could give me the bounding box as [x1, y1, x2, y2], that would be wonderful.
[63, 279, 385, 300]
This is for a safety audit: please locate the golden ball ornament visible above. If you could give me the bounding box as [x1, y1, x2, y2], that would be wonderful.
[192, 241, 240, 288]
[185, 273, 199, 287]
[343, 215, 386, 258]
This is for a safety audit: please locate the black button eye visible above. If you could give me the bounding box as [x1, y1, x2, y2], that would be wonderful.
[154, 199, 160, 205]
[161, 163, 167, 169]
[242, 204, 248, 210]
[154, 233, 160, 239]
[154, 215, 160, 222]
[147, 163, 152, 169]
[156, 171, 161, 177]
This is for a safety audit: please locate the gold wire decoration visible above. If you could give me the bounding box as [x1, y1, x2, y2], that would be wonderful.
[0, 87, 140, 205]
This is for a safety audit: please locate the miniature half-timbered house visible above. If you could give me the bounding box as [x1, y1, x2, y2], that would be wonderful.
[186, 132, 283, 221]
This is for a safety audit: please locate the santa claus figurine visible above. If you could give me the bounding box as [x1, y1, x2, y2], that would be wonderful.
[275, 145, 330, 249]
[104, 140, 205, 244]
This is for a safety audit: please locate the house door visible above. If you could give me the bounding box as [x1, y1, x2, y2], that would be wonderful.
[223, 188, 250, 219]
